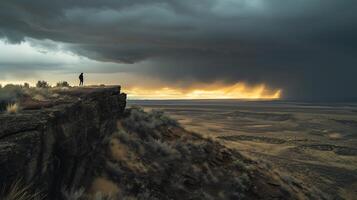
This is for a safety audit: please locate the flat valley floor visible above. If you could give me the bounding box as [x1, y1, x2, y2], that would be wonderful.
[128, 100, 357, 200]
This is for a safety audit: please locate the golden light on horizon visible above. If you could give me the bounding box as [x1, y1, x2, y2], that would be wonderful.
[125, 82, 282, 100]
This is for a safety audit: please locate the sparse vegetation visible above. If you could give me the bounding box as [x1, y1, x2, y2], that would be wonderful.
[23, 83, 30, 89]
[146, 138, 180, 157]
[122, 107, 179, 139]
[93, 106, 268, 200]
[0, 81, 65, 112]
[56, 81, 70, 88]
[36, 80, 50, 88]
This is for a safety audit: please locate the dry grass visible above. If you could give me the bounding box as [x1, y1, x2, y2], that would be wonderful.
[1, 179, 44, 200]
[108, 137, 148, 173]
[32, 94, 46, 101]
[109, 138, 130, 161]
[88, 177, 121, 199]
[328, 132, 343, 140]
[61, 187, 85, 200]
[6, 103, 20, 114]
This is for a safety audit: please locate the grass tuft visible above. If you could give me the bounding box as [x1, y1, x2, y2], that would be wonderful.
[61, 187, 85, 200]
[0, 179, 44, 200]
[6, 103, 20, 114]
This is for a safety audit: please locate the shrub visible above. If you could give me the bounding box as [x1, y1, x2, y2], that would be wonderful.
[150, 110, 179, 127]
[233, 172, 251, 193]
[1, 84, 23, 98]
[122, 107, 179, 139]
[145, 138, 181, 158]
[0, 84, 24, 112]
[36, 80, 50, 88]
[56, 81, 70, 88]
[23, 83, 30, 89]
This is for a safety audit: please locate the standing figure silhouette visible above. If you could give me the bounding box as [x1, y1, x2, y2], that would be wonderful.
[79, 73, 84, 86]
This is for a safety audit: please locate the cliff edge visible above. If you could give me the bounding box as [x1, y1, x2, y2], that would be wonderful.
[0, 87, 126, 198]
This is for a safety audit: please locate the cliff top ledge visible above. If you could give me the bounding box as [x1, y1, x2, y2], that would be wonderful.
[0, 85, 127, 138]
[0, 85, 126, 114]
[0, 85, 127, 196]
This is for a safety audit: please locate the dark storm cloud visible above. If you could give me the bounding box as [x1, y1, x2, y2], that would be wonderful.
[0, 0, 356, 100]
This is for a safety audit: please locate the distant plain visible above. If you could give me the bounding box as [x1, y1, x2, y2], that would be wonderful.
[128, 100, 357, 199]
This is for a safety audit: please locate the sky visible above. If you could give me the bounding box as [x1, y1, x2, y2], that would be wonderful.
[0, 0, 356, 100]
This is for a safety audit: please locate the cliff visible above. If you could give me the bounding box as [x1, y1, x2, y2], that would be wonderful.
[0, 87, 126, 198]
[0, 86, 316, 199]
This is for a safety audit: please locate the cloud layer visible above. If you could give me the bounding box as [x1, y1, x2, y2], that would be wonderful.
[0, 0, 356, 100]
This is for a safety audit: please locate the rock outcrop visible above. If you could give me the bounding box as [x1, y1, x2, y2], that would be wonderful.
[0, 87, 126, 199]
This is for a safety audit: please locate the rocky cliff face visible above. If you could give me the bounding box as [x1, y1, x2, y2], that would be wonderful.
[0, 87, 126, 198]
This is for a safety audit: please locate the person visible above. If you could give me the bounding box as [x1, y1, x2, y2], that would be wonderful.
[79, 73, 84, 86]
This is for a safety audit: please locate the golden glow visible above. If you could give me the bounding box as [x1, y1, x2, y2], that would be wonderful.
[125, 82, 282, 100]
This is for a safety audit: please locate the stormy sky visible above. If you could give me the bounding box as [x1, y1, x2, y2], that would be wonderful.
[0, 0, 356, 100]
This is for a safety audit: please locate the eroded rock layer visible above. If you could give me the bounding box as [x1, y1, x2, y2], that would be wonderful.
[0, 87, 126, 198]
